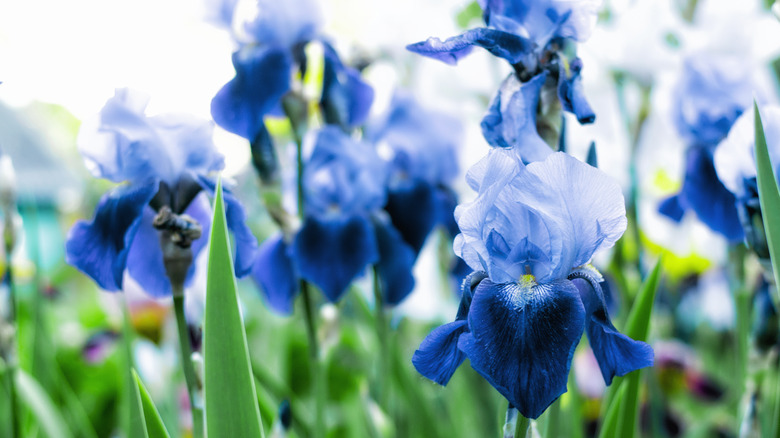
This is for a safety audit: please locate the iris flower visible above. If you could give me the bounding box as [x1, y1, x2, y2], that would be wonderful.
[659, 54, 753, 242]
[408, 0, 599, 147]
[253, 127, 416, 313]
[66, 89, 257, 297]
[412, 150, 653, 419]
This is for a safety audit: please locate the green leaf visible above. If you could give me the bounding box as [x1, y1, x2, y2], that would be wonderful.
[204, 179, 265, 437]
[754, 103, 780, 290]
[598, 259, 662, 438]
[456, 1, 483, 28]
[15, 369, 73, 438]
[132, 369, 170, 438]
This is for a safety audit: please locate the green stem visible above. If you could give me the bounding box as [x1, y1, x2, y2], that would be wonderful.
[172, 292, 204, 438]
[514, 412, 530, 438]
[3, 259, 18, 438]
[372, 267, 389, 409]
[300, 281, 324, 438]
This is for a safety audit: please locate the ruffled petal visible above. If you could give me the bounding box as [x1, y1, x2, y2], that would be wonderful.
[65, 182, 158, 291]
[292, 215, 379, 302]
[372, 215, 416, 306]
[412, 320, 469, 385]
[406, 28, 533, 65]
[558, 58, 595, 124]
[481, 72, 552, 163]
[570, 272, 654, 385]
[385, 181, 438, 255]
[679, 146, 743, 242]
[458, 278, 585, 419]
[252, 234, 299, 315]
[197, 177, 259, 277]
[320, 42, 374, 129]
[211, 46, 293, 140]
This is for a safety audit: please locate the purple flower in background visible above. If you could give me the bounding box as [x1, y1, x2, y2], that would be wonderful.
[412, 150, 653, 419]
[659, 54, 753, 242]
[66, 89, 257, 297]
[253, 127, 416, 313]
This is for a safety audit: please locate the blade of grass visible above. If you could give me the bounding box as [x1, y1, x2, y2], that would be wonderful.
[754, 103, 780, 293]
[15, 369, 72, 438]
[132, 369, 170, 438]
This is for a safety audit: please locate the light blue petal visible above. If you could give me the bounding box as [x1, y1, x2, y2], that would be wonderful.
[292, 215, 379, 302]
[238, 0, 321, 47]
[406, 28, 533, 65]
[252, 234, 299, 315]
[459, 278, 585, 419]
[211, 46, 293, 140]
[481, 72, 552, 163]
[65, 182, 158, 291]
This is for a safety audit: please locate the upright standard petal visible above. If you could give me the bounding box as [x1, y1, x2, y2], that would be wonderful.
[252, 234, 299, 315]
[458, 278, 586, 419]
[211, 46, 293, 140]
[570, 271, 653, 385]
[513, 152, 626, 280]
[65, 182, 158, 291]
[406, 28, 533, 66]
[481, 72, 552, 163]
[372, 215, 416, 306]
[292, 215, 379, 302]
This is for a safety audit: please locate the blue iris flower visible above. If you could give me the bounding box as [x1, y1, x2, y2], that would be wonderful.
[210, 0, 373, 142]
[252, 127, 417, 313]
[366, 91, 463, 255]
[407, 0, 598, 127]
[659, 55, 753, 242]
[412, 150, 653, 419]
[65, 89, 258, 297]
[210, 0, 322, 140]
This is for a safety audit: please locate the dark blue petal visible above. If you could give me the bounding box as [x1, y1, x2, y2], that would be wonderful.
[320, 42, 374, 129]
[570, 274, 654, 386]
[434, 185, 460, 237]
[412, 320, 469, 385]
[197, 176, 259, 277]
[680, 147, 743, 242]
[65, 182, 158, 291]
[252, 234, 299, 315]
[211, 46, 292, 140]
[458, 278, 585, 419]
[658, 194, 685, 222]
[292, 215, 379, 302]
[373, 215, 416, 306]
[407, 28, 533, 65]
[385, 181, 438, 255]
[558, 58, 595, 124]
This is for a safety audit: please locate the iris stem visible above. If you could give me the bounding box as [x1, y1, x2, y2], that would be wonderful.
[372, 266, 389, 410]
[515, 415, 530, 438]
[172, 291, 204, 438]
[2, 266, 18, 438]
[300, 280, 325, 438]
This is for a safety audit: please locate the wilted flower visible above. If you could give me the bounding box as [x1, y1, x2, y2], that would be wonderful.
[66, 89, 257, 297]
[413, 150, 652, 419]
